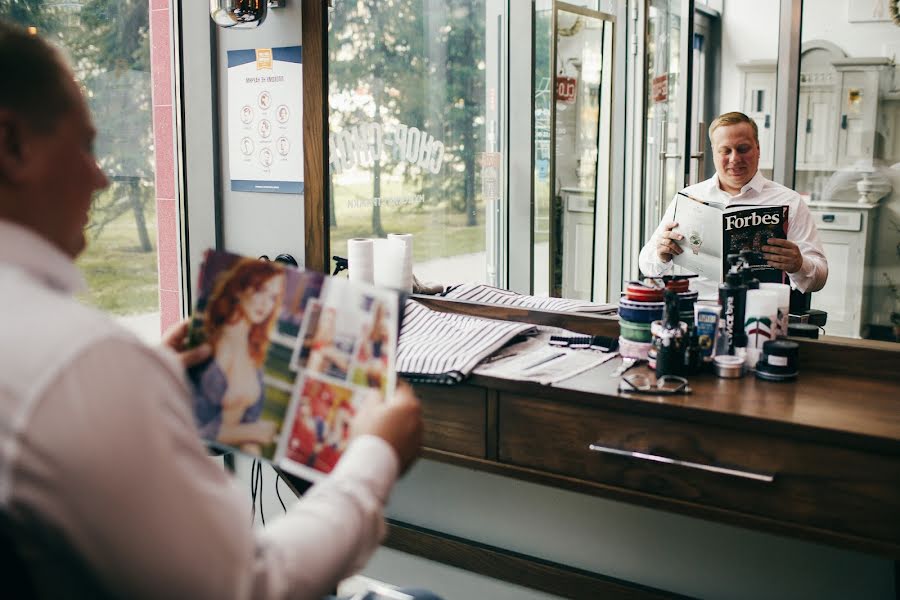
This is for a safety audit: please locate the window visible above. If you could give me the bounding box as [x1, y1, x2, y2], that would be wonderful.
[328, 1, 506, 288]
[7, 0, 164, 342]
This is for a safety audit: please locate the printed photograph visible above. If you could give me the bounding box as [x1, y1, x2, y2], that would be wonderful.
[281, 376, 365, 473]
[188, 253, 286, 457]
[290, 298, 323, 371]
[349, 299, 394, 394]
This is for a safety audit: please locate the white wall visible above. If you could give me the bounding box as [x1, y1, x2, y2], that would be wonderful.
[718, 0, 780, 113]
[216, 4, 307, 265]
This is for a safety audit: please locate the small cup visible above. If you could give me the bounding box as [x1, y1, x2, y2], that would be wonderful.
[714, 354, 745, 379]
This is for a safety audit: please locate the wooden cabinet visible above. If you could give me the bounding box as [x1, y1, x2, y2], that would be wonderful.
[497, 392, 900, 550]
[414, 369, 900, 558]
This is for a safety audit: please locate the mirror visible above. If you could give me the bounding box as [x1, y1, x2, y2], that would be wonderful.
[545, 3, 614, 301]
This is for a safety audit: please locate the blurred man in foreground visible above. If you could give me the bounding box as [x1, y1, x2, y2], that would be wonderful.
[0, 20, 427, 599]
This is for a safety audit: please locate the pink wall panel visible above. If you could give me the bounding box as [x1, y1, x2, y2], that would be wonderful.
[149, 2, 180, 334]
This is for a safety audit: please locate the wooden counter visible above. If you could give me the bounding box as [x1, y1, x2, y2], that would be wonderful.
[383, 298, 900, 597]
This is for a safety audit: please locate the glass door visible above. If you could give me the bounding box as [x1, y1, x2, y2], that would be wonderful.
[641, 0, 685, 247]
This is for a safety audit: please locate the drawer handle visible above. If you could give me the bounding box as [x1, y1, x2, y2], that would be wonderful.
[588, 444, 775, 483]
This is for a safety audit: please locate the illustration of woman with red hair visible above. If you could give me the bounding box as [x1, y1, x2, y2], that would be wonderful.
[191, 258, 285, 455]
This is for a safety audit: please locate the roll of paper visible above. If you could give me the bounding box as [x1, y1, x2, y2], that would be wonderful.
[758, 282, 790, 338]
[372, 237, 413, 291]
[744, 290, 778, 367]
[347, 238, 374, 284]
[386, 233, 414, 292]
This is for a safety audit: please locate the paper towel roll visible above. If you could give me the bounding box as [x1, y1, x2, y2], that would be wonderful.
[386, 233, 414, 292]
[372, 238, 413, 291]
[387, 233, 413, 254]
[347, 238, 374, 284]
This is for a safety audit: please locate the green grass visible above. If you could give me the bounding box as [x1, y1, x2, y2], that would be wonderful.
[76, 204, 159, 315]
[74, 179, 495, 313]
[330, 180, 487, 264]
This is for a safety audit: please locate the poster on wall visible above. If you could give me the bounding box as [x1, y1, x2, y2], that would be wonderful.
[227, 46, 303, 194]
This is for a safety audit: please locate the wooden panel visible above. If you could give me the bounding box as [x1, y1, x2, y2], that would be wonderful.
[384, 520, 689, 600]
[795, 336, 900, 384]
[498, 394, 900, 554]
[301, 0, 328, 272]
[414, 383, 487, 458]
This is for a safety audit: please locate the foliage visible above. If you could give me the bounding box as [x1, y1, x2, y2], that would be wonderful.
[4, 0, 155, 252]
[328, 0, 486, 232]
[76, 202, 158, 314]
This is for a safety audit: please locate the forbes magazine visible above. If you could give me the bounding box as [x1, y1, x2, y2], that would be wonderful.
[672, 194, 788, 282]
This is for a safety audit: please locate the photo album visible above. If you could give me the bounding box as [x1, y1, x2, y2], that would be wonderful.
[671, 193, 789, 284]
[186, 249, 404, 482]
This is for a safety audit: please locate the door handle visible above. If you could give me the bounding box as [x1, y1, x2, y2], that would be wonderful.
[764, 114, 770, 129]
[806, 118, 812, 134]
[588, 443, 776, 483]
[841, 114, 848, 130]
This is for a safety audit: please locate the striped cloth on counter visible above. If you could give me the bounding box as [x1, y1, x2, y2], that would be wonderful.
[442, 283, 618, 314]
[397, 300, 536, 384]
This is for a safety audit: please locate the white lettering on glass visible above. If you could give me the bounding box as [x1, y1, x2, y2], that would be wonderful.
[329, 121, 446, 175]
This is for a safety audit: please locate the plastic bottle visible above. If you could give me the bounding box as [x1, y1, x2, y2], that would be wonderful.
[719, 254, 748, 355]
[654, 290, 687, 377]
[739, 250, 760, 290]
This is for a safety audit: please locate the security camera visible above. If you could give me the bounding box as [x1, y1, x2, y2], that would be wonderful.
[210, 0, 267, 29]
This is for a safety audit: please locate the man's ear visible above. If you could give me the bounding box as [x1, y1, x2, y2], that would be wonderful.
[0, 109, 34, 184]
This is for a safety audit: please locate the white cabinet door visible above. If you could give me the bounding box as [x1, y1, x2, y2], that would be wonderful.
[836, 71, 879, 168]
[797, 90, 837, 169]
[743, 71, 775, 169]
[562, 193, 595, 301]
[812, 228, 865, 338]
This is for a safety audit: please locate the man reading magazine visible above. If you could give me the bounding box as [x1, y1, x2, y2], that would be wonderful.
[0, 21, 434, 600]
[639, 111, 828, 296]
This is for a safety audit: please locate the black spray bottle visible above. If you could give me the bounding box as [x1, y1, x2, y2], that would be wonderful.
[739, 250, 761, 290]
[719, 254, 748, 355]
[655, 290, 687, 377]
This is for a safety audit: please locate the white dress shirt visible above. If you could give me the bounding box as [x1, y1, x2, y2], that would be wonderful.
[0, 220, 399, 599]
[638, 172, 828, 293]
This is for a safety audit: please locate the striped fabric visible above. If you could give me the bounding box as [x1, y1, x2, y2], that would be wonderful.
[397, 300, 536, 384]
[443, 284, 618, 314]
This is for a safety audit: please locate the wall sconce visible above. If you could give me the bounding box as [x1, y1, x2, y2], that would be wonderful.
[210, 0, 285, 29]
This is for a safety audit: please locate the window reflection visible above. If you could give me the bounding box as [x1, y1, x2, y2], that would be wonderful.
[328, 1, 504, 288]
[797, 2, 899, 341]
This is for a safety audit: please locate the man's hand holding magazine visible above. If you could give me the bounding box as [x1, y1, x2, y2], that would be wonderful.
[656, 222, 685, 262]
[762, 238, 803, 273]
[352, 381, 423, 475]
